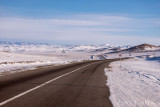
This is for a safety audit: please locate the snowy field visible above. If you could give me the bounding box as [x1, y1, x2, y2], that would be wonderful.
[0, 47, 94, 76]
[0, 43, 105, 75]
[105, 57, 160, 107]
[0, 50, 95, 76]
[0, 43, 118, 76]
[0, 51, 67, 75]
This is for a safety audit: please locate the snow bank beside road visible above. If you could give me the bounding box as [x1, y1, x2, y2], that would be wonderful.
[105, 58, 160, 107]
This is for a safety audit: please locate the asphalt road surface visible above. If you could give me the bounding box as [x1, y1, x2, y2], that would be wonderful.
[0, 59, 117, 107]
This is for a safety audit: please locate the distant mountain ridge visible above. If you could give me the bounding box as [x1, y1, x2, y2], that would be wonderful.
[0, 41, 49, 45]
[125, 43, 160, 52]
[0, 41, 132, 48]
[0, 41, 159, 53]
[104, 43, 160, 55]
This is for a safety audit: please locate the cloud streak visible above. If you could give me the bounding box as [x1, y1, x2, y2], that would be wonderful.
[0, 14, 160, 45]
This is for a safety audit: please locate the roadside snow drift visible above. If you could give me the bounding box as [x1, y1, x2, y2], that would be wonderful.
[105, 58, 160, 107]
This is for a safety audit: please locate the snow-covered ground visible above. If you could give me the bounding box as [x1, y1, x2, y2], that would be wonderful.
[0, 45, 94, 76]
[0, 51, 68, 75]
[0, 42, 100, 75]
[105, 57, 160, 107]
[0, 42, 130, 76]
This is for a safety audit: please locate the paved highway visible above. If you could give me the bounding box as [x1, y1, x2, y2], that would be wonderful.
[0, 59, 116, 107]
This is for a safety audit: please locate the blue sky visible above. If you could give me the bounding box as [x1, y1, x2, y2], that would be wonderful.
[0, 0, 160, 45]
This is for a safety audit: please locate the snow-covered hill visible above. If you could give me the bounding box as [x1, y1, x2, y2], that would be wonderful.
[125, 43, 160, 52]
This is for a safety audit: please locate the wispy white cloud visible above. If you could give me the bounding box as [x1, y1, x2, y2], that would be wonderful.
[0, 15, 133, 32]
[0, 14, 160, 45]
[49, 19, 103, 26]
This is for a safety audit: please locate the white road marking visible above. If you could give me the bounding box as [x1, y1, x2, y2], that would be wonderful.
[0, 62, 99, 106]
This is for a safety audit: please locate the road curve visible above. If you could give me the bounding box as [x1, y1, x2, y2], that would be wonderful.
[0, 59, 115, 107]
